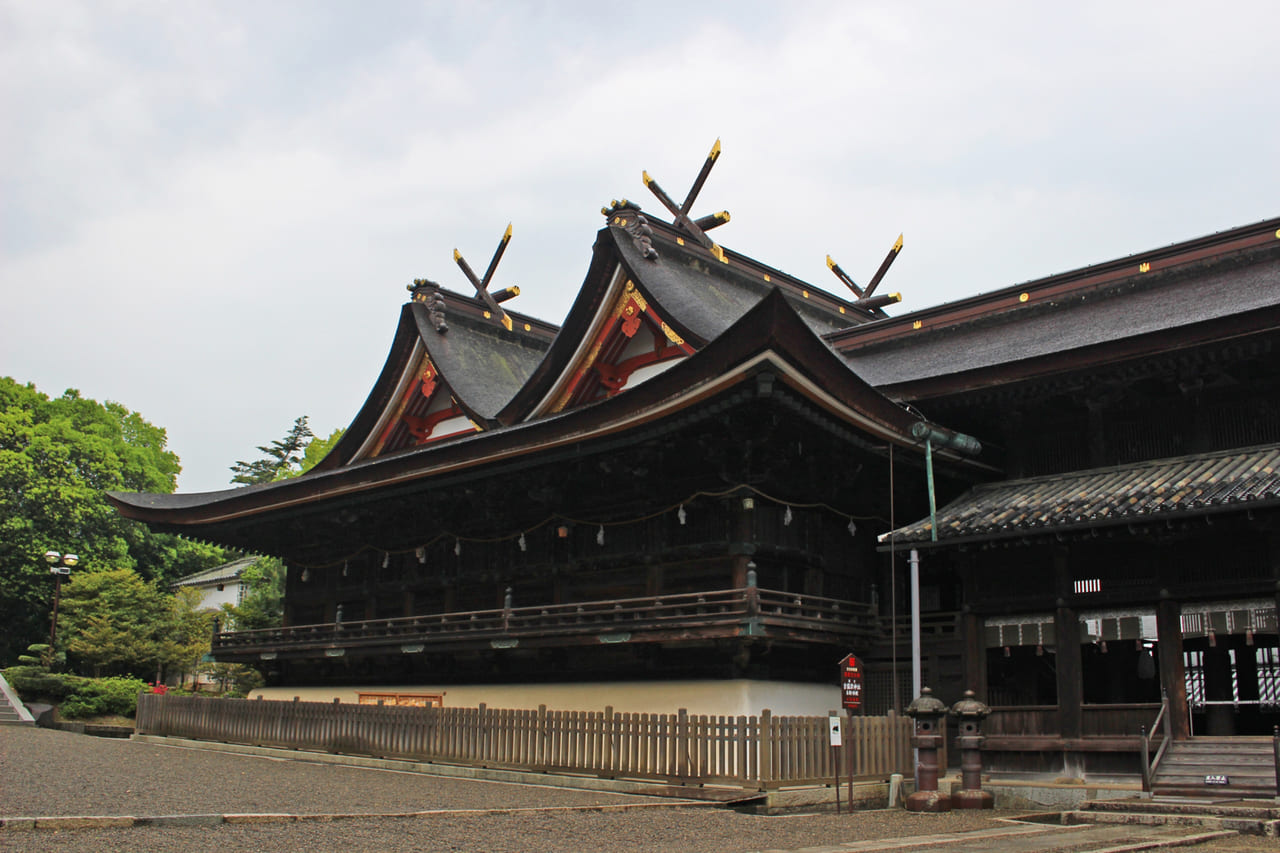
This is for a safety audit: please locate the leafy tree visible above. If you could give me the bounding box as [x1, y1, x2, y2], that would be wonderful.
[230, 416, 314, 484]
[60, 568, 168, 677]
[294, 427, 344, 476]
[0, 378, 228, 665]
[158, 586, 215, 687]
[221, 556, 285, 630]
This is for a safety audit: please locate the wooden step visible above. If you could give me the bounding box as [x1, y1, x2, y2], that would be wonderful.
[1150, 737, 1277, 798]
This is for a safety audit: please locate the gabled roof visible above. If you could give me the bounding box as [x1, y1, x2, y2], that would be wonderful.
[171, 555, 258, 589]
[310, 290, 555, 472]
[885, 443, 1280, 547]
[110, 291, 980, 560]
[832, 216, 1280, 398]
[498, 210, 870, 423]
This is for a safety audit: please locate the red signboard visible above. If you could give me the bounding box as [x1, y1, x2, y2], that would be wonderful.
[839, 653, 863, 711]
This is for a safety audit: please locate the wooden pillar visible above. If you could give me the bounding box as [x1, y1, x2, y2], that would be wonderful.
[1203, 646, 1235, 736]
[645, 564, 664, 597]
[961, 608, 988, 700]
[1270, 530, 1280, 658]
[1055, 604, 1083, 740]
[730, 495, 755, 588]
[1155, 594, 1190, 740]
[1053, 549, 1082, 740]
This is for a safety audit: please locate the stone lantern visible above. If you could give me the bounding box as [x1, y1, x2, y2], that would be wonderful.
[949, 690, 993, 809]
[904, 686, 951, 812]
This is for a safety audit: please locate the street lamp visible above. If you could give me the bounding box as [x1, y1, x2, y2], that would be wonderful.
[44, 550, 78, 646]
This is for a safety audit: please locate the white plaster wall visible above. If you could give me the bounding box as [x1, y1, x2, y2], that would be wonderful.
[251, 679, 841, 717]
[193, 583, 240, 611]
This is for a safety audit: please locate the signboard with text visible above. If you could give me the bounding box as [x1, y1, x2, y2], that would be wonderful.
[839, 653, 863, 711]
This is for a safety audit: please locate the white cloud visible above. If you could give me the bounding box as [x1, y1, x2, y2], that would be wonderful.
[3, 0, 1278, 492]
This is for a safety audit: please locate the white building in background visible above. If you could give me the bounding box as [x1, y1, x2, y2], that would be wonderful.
[171, 556, 257, 612]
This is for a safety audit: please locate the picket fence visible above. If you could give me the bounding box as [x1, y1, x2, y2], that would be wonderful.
[135, 694, 912, 790]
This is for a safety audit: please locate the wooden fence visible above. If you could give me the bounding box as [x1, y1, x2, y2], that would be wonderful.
[135, 694, 912, 790]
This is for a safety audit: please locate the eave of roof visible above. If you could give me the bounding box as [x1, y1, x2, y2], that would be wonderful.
[110, 291, 989, 532]
[833, 217, 1280, 392]
[881, 443, 1280, 548]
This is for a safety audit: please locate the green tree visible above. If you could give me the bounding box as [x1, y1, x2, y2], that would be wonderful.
[294, 426, 344, 476]
[157, 586, 215, 687]
[229, 416, 314, 484]
[59, 568, 168, 677]
[221, 556, 285, 630]
[0, 378, 228, 665]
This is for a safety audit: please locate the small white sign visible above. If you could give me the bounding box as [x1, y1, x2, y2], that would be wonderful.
[828, 713, 843, 747]
[1204, 774, 1229, 786]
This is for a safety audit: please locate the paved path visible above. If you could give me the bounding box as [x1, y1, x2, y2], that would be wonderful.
[0, 727, 1264, 852]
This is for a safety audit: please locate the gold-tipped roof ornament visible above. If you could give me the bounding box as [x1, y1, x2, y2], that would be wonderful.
[641, 139, 731, 263]
[454, 223, 518, 331]
[826, 233, 905, 317]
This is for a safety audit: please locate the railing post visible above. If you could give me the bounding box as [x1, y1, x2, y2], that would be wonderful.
[603, 705, 615, 778]
[1140, 725, 1152, 794]
[759, 709, 772, 790]
[677, 708, 690, 781]
[1272, 725, 1279, 799]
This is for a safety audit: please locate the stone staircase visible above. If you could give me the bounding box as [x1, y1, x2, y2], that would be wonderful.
[1151, 736, 1277, 798]
[1059, 796, 1280, 837]
[0, 674, 35, 726]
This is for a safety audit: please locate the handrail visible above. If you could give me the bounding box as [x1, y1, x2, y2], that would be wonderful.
[1141, 693, 1170, 794]
[212, 586, 879, 653]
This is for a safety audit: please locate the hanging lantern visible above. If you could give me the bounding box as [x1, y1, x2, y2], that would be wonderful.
[847, 519, 857, 537]
[454, 539, 462, 556]
[518, 533, 527, 552]
[381, 553, 389, 569]
[596, 525, 605, 546]
[783, 506, 793, 526]
[342, 560, 350, 577]
[415, 547, 426, 564]
[677, 504, 687, 526]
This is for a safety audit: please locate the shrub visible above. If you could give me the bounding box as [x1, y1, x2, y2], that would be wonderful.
[58, 676, 149, 719]
[3, 666, 82, 702]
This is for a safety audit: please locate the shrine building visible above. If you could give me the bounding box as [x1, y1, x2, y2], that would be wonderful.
[111, 146, 1280, 775]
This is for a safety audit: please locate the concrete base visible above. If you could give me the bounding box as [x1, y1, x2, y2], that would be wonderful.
[251, 679, 841, 718]
[974, 779, 1143, 810]
[905, 790, 952, 812]
[752, 780, 916, 814]
[951, 788, 995, 809]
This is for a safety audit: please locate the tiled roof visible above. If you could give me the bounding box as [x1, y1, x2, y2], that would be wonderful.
[171, 556, 259, 589]
[885, 444, 1280, 545]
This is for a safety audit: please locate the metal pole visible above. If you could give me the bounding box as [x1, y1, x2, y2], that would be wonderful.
[910, 549, 922, 699]
[910, 548, 922, 790]
[925, 439, 938, 542]
[49, 572, 63, 646]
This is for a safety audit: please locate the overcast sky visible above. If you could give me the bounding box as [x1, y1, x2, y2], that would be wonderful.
[3, 1, 1278, 494]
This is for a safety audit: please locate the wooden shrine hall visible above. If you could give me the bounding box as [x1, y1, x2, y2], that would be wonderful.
[112, 144, 1280, 775]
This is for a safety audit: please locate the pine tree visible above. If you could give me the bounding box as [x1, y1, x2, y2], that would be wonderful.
[229, 416, 314, 485]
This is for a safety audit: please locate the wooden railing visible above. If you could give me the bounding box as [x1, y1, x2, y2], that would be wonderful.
[985, 703, 1161, 740]
[135, 694, 912, 791]
[213, 587, 879, 657]
[1140, 694, 1170, 793]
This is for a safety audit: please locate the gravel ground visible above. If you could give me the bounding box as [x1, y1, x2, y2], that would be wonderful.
[1, 727, 1274, 853]
[0, 727, 653, 816]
